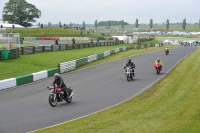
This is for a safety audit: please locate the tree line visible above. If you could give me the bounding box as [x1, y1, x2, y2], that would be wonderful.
[1, 0, 200, 31]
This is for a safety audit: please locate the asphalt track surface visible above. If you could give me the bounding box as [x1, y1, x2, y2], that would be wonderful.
[0, 45, 197, 133]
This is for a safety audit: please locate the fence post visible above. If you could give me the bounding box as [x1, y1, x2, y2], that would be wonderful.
[59, 44, 61, 51]
[17, 48, 20, 57]
[51, 45, 53, 51]
[33, 46, 35, 53]
[79, 44, 81, 48]
[21, 47, 24, 55]
[43, 46, 45, 52]
[66, 44, 68, 50]
[72, 44, 75, 49]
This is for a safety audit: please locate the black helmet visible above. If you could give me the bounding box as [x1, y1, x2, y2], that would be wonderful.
[128, 59, 131, 63]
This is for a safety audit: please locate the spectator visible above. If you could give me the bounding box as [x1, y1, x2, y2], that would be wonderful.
[115, 37, 119, 42]
[72, 38, 75, 44]
[90, 38, 93, 43]
[97, 38, 99, 43]
[55, 39, 59, 45]
[9, 41, 14, 48]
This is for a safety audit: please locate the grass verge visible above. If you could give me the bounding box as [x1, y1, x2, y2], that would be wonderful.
[33, 47, 200, 133]
[0, 44, 174, 80]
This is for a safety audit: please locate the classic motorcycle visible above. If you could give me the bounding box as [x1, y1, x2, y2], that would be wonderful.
[165, 49, 169, 55]
[125, 66, 134, 81]
[155, 63, 161, 74]
[47, 85, 74, 107]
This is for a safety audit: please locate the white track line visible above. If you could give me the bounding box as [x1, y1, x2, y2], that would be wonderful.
[27, 47, 196, 133]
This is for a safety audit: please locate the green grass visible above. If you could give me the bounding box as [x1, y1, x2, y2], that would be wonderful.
[4, 27, 107, 38]
[33, 47, 200, 133]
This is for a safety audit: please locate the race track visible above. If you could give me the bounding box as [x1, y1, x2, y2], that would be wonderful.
[0, 45, 196, 133]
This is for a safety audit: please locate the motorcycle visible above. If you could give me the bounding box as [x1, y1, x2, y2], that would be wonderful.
[165, 49, 169, 55]
[124, 66, 134, 81]
[47, 85, 74, 107]
[155, 63, 161, 74]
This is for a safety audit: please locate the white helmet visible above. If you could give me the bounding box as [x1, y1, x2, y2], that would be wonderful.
[54, 73, 60, 79]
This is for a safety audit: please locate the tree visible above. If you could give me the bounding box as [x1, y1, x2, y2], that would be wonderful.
[182, 18, 186, 30]
[199, 19, 200, 29]
[166, 19, 169, 30]
[135, 18, 138, 28]
[108, 20, 111, 29]
[121, 20, 124, 29]
[70, 22, 72, 28]
[48, 22, 51, 27]
[83, 21, 85, 28]
[59, 21, 62, 28]
[97, 20, 129, 26]
[40, 23, 43, 28]
[149, 19, 153, 29]
[2, 0, 41, 27]
[94, 20, 97, 30]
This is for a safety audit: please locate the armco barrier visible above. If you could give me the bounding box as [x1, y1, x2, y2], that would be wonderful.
[97, 53, 104, 60]
[0, 78, 16, 90]
[16, 74, 33, 86]
[76, 57, 88, 67]
[59, 46, 131, 73]
[115, 48, 119, 53]
[47, 68, 59, 77]
[60, 60, 76, 73]
[104, 50, 110, 57]
[87, 54, 97, 62]
[32, 71, 48, 81]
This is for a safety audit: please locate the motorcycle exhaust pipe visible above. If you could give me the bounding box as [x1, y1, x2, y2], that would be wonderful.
[69, 92, 74, 98]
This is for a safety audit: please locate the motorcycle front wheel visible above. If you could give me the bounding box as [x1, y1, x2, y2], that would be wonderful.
[66, 96, 72, 103]
[49, 93, 57, 107]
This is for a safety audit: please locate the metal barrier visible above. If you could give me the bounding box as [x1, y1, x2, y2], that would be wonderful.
[59, 46, 131, 73]
[18, 41, 124, 55]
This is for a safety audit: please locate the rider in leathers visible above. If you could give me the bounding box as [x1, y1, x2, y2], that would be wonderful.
[124, 59, 135, 77]
[52, 73, 69, 99]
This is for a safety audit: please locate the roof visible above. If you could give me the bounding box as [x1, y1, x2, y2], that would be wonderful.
[0, 23, 24, 28]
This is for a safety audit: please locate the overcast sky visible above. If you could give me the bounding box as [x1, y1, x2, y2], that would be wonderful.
[0, 0, 199, 25]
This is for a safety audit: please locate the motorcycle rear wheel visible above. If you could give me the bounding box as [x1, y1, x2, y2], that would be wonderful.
[49, 93, 57, 107]
[157, 70, 159, 74]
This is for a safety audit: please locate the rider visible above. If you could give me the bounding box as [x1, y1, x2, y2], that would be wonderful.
[154, 58, 162, 71]
[52, 73, 69, 99]
[165, 46, 169, 52]
[124, 59, 136, 76]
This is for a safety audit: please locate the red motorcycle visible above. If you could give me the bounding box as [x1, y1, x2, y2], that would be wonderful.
[154, 63, 161, 74]
[47, 86, 74, 107]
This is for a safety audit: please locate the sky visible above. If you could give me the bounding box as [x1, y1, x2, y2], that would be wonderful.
[0, 0, 199, 25]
